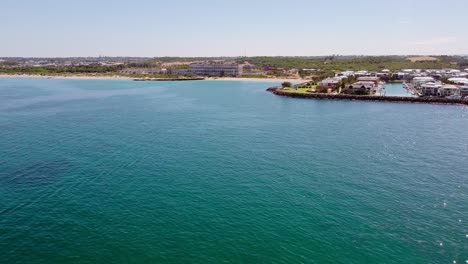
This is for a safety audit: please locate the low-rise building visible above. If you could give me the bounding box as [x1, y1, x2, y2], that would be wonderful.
[120, 67, 161, 74]
[188, 62, 242, 76]
[448, 77, 468, 85]
[421, 82, 442, 96]
[412, 77, 435, 88]
[438, 84, 460, 97]
[355, 70, 369, 76]
[459, 85, 468, 98]
[320, 77, 344, 88]
[336, 71, 355, 77]
[357, 76, 380, 84]
[377, 72, 390, 78]
[347, 81, 376, 91]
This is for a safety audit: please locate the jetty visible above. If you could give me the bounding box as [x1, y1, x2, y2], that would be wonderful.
[267, 87, 468, 106]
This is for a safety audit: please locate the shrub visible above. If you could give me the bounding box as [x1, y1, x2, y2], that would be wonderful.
[315, 86, 329, 93]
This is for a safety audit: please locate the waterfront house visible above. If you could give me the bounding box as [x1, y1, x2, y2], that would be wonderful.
[396, 71, 411, 80]
[357, 76, 380, 84]
[438, 84, 460, 97]
[420, 82, 442, 96]
[459, 85, 468, 98]
[377, 72, 390, 78]
[336, 71, 355, 77]
[448, 77, 468, 85]
[320, 77, 343, 88]
[412, 77, 435, 88]
[355, 70, 369, 76]
[347, 81, 376, 91]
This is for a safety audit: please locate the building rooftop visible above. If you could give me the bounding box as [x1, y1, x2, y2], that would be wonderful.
[441, 84, 459, 89]
[357, 77, 379, 81]
[413, 77, 435, 80]
[448, 77, 468, 83]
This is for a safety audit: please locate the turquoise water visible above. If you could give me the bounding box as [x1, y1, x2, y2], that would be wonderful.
[384, 83, 415, 97]
[0, 78, 467, 264]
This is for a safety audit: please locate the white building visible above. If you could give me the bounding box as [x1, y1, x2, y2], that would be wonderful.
[412, 77, 435, 88]
[459, 85, 468, 98]
[357, 76, 380, 84]
[320, 77, 345, 87]
[396, 72, 410, 79]
[355, 70, 369, 76]
[448, 77, 468, 85]
[420, 82, 442, 96]
[438, 85, 460, 97]
[188, 62, 243, 76]
[346, 81, 376, 90]
[336, 71, 355, 77]
[377, 72, 390, 78]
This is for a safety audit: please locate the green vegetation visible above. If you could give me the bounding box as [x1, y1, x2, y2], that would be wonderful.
[279, 81, 318, 94]
[3, 55, 467, 81]
[241, 74, 269, 79]
[281, 87, 314, 94]
[236, 56, 468, 71]
[0, 65, 186, 79]
[281, 75, 370, 95]
[296, 81, 317, 91]
[0, 65, 124, 75]
[119, 73, 186, 79]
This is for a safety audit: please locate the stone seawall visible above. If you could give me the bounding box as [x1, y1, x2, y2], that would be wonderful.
[267, 87, 468, 106]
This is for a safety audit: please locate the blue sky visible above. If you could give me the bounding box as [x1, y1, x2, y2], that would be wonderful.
[2, 0, 467, 57]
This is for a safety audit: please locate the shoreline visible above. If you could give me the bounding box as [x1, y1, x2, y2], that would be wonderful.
[268, 87, 468, 106]
[0, 74, 306, 83]
[0, 74, 133, 81]
[205, 77, 307, 83]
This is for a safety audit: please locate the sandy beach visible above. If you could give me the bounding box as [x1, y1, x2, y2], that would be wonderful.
[206, 77, 307, 83]
[0, 74, 133, 81]
[0, 74, 307, 83]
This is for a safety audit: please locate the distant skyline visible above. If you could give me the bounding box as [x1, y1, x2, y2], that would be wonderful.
[2, 0, 468, 57]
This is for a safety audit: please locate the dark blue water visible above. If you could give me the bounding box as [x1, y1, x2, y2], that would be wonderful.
[0, 78, 467, 264]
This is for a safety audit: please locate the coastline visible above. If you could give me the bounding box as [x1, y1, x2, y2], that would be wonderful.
[205, 77, 306, 83]
[0, 74, 133, 81]
[268, 87, 468, 106]
[0, 74, 306, 83]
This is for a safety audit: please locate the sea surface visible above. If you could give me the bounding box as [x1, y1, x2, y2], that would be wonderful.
[0, 78, 467, 264]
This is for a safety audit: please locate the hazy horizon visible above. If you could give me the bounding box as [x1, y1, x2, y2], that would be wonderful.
[2, 0, 468, 57]
[1, 55, 468, 59]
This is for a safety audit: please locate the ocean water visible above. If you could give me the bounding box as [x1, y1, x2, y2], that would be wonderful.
[0, 78, 467, 264]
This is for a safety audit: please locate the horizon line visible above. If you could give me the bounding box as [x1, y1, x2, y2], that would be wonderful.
[1, 54, 467, 59]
